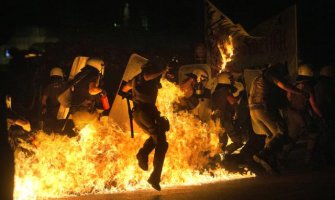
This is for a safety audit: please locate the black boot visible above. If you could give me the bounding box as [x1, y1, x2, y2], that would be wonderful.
[136, 137, 155, 171]
[148, 175, 161, 191]
[253, 136, 284, 175]
[148, 141, 168, 191]
[253, 148, 279, 175]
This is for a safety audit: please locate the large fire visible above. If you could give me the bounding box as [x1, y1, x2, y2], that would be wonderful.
[14, 79, 253, 200]
[217, 35, 234, 73]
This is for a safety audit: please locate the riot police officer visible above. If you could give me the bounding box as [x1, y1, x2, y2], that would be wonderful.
[121, 57, 169, 191]
[70, 58, 105, 130]
[212, 71, 244, 161]
[249, 63, 305, 174]
[41, 67, 65, 132]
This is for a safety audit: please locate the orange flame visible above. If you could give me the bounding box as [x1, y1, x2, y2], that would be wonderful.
[217, 35, 234, 73]
[14, 79, 253, 200]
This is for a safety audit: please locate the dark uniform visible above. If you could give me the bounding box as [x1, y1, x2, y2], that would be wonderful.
[249, 64, 292, 173]
[314, 75, 335, 166]
[234, 90, 253, 142]
[164, 56, 179, 84]
[212, 84, 243, 156]
[285, 81, 318, 163]
[129, 63, 169, 191]
[42, 76, 65, 132]
[0, 72, 14, 200]
[70, 66, 101, 130]
[71, 66, 100, 110]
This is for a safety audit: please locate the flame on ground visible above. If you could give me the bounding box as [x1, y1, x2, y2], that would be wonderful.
[217, 35, 234, 73]
[14, 79, 254, 200]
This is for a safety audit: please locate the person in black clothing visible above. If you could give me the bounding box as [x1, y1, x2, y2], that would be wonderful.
[121, 57, 169, 191]
[70, 58, 105, 131]
[212, 71, 244, 161]
[1, 73, 15, 200]
[284, 64, 323, 166]
[314, 65, 335, 166]
[164, 56, 180, 84]
[41, 67, 65, 133]
[249, 63, 305, 174]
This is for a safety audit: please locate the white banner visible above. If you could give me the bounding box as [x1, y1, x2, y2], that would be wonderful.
[204, 0, 259, 74]
[205, 1, 297, 76]
[233, 5, 298, 76]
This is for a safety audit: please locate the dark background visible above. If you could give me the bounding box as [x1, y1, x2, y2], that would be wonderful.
[2, 0, 334, 121]
[1, 0, 334, 67]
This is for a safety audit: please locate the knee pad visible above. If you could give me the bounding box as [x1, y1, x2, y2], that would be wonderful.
[148, 127, 159, 135]
[157, 116, 170, 133]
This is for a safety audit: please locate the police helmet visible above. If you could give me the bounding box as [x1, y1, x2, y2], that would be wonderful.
[296, 64, 314, 81]
[50, 67, 64, 78]
[86, 58, 105, 75]
[217, 71, 232, 85]
[298, 64, 314, 77]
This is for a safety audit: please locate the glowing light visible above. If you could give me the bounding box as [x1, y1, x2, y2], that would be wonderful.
[217, 35, 234, 73]
[14, 79, 253, 200]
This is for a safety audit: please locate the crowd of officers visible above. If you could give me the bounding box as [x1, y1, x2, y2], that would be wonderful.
[211, 63, 335, 176]
[2, 55, 335, 196]
[168, 61, 335, 176]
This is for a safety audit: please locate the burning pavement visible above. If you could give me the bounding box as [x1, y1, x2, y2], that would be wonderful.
[13, 80, 254, 200]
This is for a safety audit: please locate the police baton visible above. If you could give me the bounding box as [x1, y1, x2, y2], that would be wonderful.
[61, 107, 72, 132]
[126, 97, 134, 138]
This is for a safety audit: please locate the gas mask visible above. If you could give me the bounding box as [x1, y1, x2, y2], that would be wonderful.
[192, 69, 209, 97]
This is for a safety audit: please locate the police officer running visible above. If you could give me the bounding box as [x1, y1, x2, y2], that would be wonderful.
[121, 57, 169, 191]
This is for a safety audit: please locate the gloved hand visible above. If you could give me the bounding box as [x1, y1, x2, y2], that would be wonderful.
[118, 90, 132, 99]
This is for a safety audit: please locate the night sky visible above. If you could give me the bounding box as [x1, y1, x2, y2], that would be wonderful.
[1, 0, 334, 66]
